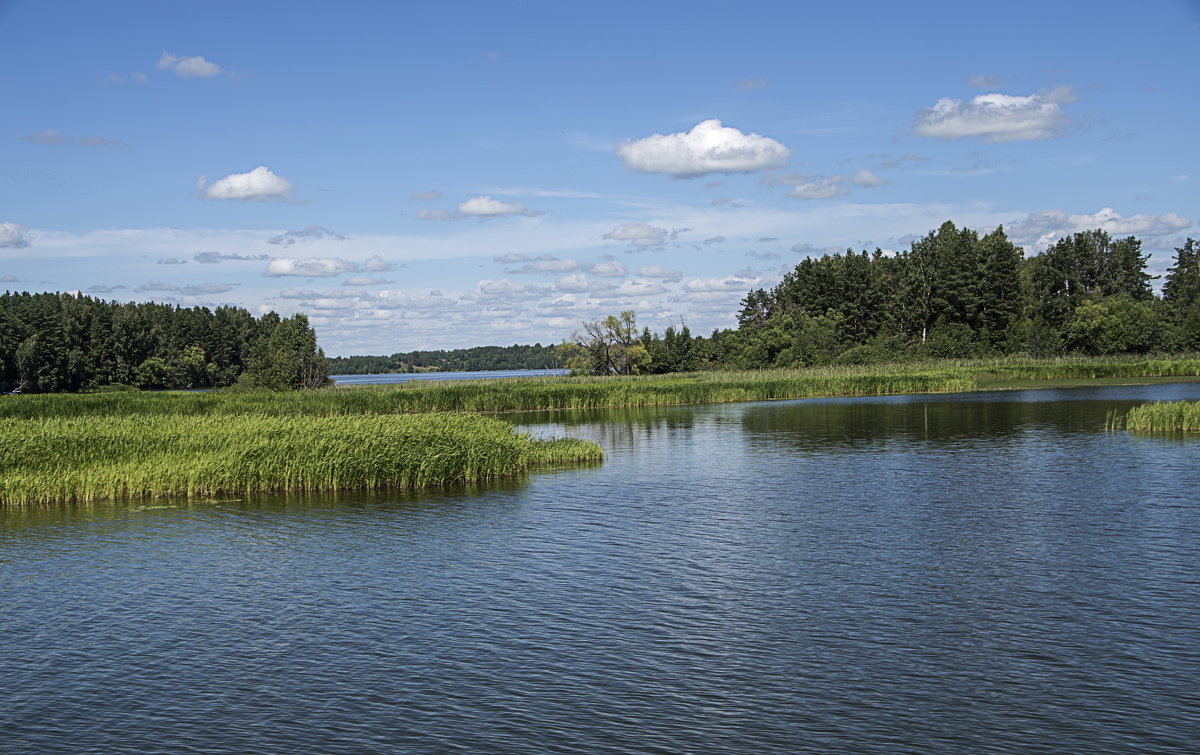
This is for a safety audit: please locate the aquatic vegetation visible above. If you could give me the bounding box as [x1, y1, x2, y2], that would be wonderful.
[1121, 400, 1200, 432]
[0, 413, 602, 506]
[1, 356, 1196, 421]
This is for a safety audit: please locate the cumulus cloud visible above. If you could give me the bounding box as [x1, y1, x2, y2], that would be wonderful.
[157, 257, 188, 265]
[409, 189, 443, 201]
[195, 251, 270, 264]
[157, 51, 226, 78]
[264, 257, 359, 277]
[508, 255, 582, 274]
[458, 195, 543, 217]
[609, 279, 668, 297]
[351, 256, 388, 273]
[702, 236, 727, 246]
[637, 265, 683, 281]
[590, 261, 628, 277]
[181, 282, 238, 295]
[198, 166, 293, 201]
[555, 274, 594, 293]
[914, 86, 1076, 143]
[786, 169, 886, 200]
[789, 177, 849, 200]
[472, 278, 543, 299]
[268, 225, 347, 246]
[682, 274, 762, 293]
[617, 119, 791, 178]
[850, 169, 886, 187]
[604, 222, 669, 249]
[1, 275, 18, 282]
[342, 277, 392, 286]
[135, 281, 181, 293]
[0, 223, 32, 249]
[86, 284, 126, 294]
[1008, 206, 1192, 251]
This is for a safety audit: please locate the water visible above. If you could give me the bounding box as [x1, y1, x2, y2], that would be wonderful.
[332, 369, 569, 386]
[2, 383, 1199, 753]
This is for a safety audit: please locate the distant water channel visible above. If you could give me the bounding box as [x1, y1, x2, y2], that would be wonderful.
[2, 383, 1199, 753]
[332, 368, 569, 385]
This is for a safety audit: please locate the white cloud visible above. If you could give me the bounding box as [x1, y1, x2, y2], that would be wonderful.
[510, 255, 582, 274]
[135, 281, 180, 293]
[363, 255, 393, 272]
[157, 257, 188, 265]
[637, 265, 683, 281]
[1008, 207, 1192, 251]
[609, 279, 668, 297]
[342, 277, 391, 286]
[617, 119, 791, 178]
[0, 223, 31, 249]
[194, 251, 270, 263]
[473, 278, 541, 299]
[850, 169, 886, 188]
[268, 225, 347, 246]
[604, 222, 668, 248]
[157, 51, 226, 78]
[199, 166, 293, 201]
[591, 261, 628, 277]
[682, 274, 761, 293]
[458, 195, 543, 217]
[555, 274, 594, 293]
[915, 87, 1076, 143]
[182, 282, 238, 295]
[264, 257, 359, 277]
[789, 177, 849, 200]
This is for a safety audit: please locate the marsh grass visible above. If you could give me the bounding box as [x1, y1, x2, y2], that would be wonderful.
[0, 412, 602, 506]
[1121, 400, 1200, 433]
[3, 355, 1196, 421]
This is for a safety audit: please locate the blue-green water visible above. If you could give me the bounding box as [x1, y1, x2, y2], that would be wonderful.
[2, 383, 1199, 753]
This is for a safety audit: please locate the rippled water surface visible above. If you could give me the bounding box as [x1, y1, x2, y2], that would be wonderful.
[3, 383, 1200, 753]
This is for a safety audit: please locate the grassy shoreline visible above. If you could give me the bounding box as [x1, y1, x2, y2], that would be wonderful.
[2, 356, 1197, 420]
[4, 356, 1195, 507]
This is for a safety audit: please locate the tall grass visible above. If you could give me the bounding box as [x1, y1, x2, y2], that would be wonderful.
[0, 412, 602, 507]
[1122, 400, 1200, 432]
[2, 356, 1196, 420]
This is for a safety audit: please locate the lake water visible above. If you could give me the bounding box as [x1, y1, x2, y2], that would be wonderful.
[2, 383, 1199, 753]
[332, 369, 570, 386]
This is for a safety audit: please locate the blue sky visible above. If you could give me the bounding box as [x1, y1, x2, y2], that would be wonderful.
[2, 0, 1198, 355]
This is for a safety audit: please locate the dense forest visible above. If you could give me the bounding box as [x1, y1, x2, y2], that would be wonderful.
[0, 292, 327, 393]
[560, 226, 1200, 374]
[327, 343, 560, 374]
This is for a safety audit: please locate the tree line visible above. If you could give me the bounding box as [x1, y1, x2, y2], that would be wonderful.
[0, 292, 328, 393]
[560, 225, 1200, 374]
[326, 343, 561, 374]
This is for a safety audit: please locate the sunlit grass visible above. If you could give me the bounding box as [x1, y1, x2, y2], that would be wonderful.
[1121, 400, 1200, 432]
[0, 413, 602, 507]
[2, 355, 1195, 420]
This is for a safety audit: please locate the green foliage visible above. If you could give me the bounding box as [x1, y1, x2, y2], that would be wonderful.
[1064, 297, 1159, 355]
[0, 292, 319, 393]
[326, 343, 561, 374]
[242, 313, 329, 390]
[562, 311, 651, 375]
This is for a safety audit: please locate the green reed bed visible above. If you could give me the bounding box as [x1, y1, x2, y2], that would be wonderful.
[1121, 400, 1200, 432]
[2, 356, 1197, 421]
[0, 412, 602, 506]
